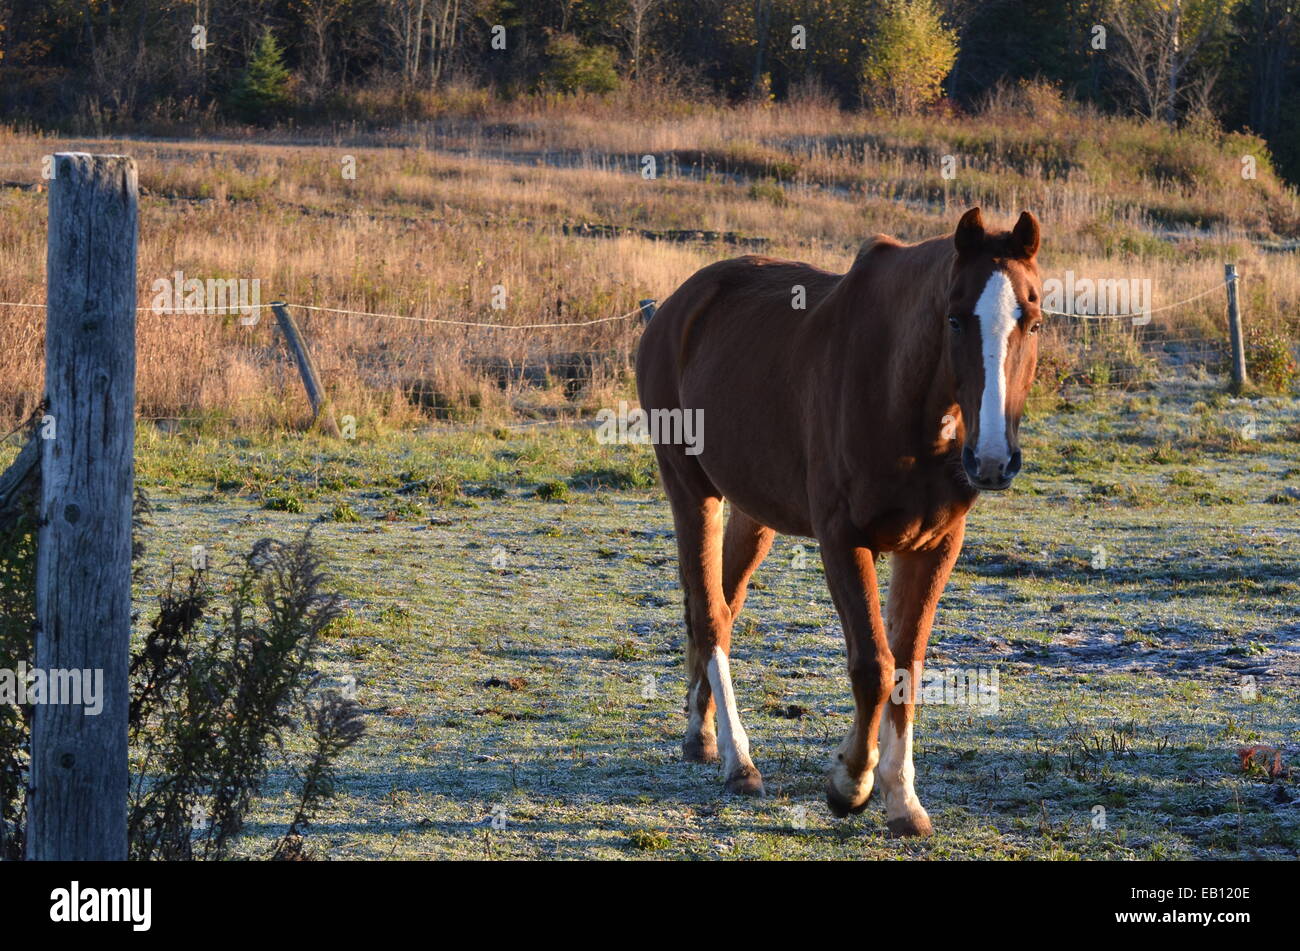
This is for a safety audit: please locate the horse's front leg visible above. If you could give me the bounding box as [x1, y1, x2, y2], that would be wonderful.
[818, 534, 894, 818]
[878, 522, 965, 838]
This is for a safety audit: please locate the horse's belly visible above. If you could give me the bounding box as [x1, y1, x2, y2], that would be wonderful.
[691, 434, 813, 537]
[715, 483, 814, 538]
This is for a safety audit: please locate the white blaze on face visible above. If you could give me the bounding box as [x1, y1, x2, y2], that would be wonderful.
[974, 270, 1021, 462]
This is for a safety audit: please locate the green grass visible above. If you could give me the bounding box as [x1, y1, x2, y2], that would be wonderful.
[9, 379, 1294, 860]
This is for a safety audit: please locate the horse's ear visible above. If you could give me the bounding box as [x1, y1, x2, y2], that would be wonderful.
[954, 207, 985, 257]
[1011, 210, 1040, 259]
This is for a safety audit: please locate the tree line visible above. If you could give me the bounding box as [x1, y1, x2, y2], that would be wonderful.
[1, 1, 1298, 181]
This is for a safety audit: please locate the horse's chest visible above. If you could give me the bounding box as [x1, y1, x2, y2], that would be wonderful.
[855, 483, 971, 553]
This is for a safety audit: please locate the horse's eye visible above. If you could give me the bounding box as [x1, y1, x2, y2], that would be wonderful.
[1028, 322, 1042, 334]
[947, 315, 961, 331]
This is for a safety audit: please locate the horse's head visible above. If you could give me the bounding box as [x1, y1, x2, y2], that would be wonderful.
[945, 207, 1042, 491]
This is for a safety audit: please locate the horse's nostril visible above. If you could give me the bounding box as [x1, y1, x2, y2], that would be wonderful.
[1006, 449, 1023, 478]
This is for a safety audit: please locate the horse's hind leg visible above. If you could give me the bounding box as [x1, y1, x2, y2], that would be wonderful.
[682, 616, 717, 764]
[661, 464, 763, 795]
[722, 506, 775, 620]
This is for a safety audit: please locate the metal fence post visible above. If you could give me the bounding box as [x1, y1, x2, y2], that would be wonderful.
[1225, 263, 1248, 393]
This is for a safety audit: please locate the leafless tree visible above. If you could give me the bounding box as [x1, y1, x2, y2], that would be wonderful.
[1109, 0, 1230, 123]
[382, 0, 426, 86]
[87, 0, 184, 120]
[380, 0, 465, 88]
[426, 0, 463, 88]
[624, 0, 659, 80]
[299, 0, 351, 99]
[227, 0, 279, 60]
[751, 0, 770, 96]
[1245, 0, 1297, 136]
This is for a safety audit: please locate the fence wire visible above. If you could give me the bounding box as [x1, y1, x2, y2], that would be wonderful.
[0, 277, 1251, 422]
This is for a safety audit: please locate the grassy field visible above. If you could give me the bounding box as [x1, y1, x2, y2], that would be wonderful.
[27, 380, 1285, 860]
[1, 94, 1298, 860]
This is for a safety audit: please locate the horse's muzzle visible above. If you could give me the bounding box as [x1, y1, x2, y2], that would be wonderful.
[962, 446, 1021, 491]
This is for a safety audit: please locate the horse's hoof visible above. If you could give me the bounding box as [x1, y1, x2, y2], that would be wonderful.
[825, 780, 871, 818]
[886, 812, 934, 838]
[724, 765, 765, 796]
[683, 736, 719, 764]
[825, 764, 873, 818]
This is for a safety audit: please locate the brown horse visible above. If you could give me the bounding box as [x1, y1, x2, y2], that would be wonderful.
[634, 208, 1042, 837]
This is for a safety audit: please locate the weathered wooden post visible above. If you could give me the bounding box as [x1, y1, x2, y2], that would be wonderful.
[1225, 264, 1248, 393]
[28, 153, 137, 861]
[271, 301, 340, 437]
[638, 298, 657, 324]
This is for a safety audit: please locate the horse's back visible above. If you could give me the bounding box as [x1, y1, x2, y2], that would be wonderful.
[635, 254, 839, 402]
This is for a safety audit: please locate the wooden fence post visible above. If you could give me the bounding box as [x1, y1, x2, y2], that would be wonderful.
[638, 298, 657, 323]
[28, 153, 137, 861]
[271, 301, 340, 437]
[1225, 263, 1248, 393]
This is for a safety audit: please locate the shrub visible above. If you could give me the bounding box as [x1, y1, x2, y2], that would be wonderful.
[541, 34, 621, 95]
[1246, 329, 1298, 394]
[861, 0, 958, 115]
[747, 180, 787, 205]
[979, 78, 1070, 122]
[628, 827, 671, 851]
[0, 438, 363, 860]
[0, 457, 37, 860]
[128, 535, 360, 860]
[270, 691, 365, 861]
[328, 502, 361, 522]
[535, 479, 569, 502]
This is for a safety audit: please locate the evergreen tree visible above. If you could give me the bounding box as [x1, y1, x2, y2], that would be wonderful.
[230, 30, 293, 123]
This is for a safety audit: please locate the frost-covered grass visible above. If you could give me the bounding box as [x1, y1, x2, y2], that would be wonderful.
[82, 380, 1298, 859]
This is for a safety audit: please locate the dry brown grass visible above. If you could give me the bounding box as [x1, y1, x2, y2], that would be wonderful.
[1, 95, 1297, 428]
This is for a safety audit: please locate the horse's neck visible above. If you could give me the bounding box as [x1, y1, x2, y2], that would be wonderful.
[823, 241, 959, 433]
[880, 316, 959, 447]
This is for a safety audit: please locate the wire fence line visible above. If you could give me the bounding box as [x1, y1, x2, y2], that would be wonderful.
[0, 274, 1254, 421]
[0, 294, 651, 425]
[1041, 279, 1231, 320]
[0, 277, 1231, 324]
[289, 302, 645, 329]
[0, 298, 647, 326]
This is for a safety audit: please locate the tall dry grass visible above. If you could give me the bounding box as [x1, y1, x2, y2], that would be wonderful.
[0, 92, 1297, 429]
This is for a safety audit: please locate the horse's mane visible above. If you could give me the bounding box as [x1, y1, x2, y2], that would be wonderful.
[845, 231, 956, 327]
